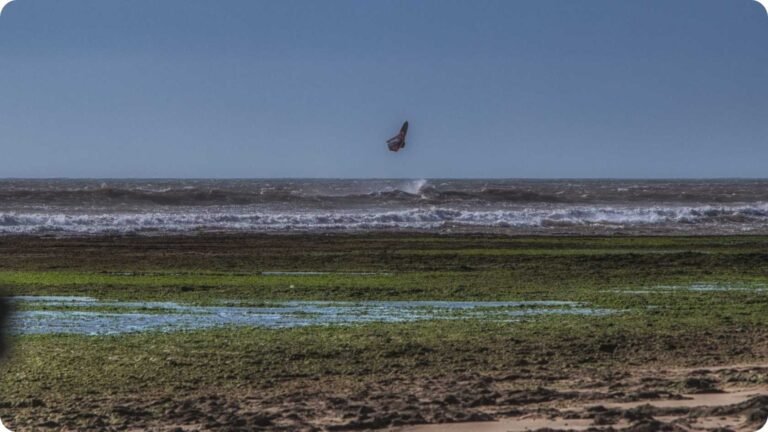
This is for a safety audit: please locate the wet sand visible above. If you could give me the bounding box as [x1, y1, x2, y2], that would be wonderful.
[398, 390, 764, 432]
[396, 364, 768, 432]
[60, 360, 764, 431]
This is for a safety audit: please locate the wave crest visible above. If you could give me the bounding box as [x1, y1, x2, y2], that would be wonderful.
[3, 203, 768, 234]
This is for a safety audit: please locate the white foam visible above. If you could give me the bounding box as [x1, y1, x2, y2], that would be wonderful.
[2, 202, 768, 234]
[397, 179, 428, 195]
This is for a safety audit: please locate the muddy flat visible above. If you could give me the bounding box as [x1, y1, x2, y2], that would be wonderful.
[1, 234, 768, 431]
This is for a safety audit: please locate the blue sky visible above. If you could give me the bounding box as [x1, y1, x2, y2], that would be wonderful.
[0, 0, 766, 178]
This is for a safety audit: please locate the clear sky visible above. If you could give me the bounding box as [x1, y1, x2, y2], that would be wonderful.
[0, 0, 766, 178]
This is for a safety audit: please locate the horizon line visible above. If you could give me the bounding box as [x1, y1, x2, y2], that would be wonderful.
[2, 177, 768, 181]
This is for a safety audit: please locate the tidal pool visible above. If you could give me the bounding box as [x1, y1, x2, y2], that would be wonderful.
[9, 296, 612, 335]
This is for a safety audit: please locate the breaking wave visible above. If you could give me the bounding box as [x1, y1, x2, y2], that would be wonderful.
[395, 179, 428, 195]
[5, 179, 768, 235]
[3, 203, 768, 235]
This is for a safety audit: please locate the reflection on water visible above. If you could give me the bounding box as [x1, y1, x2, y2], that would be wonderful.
[10, 297, 611, 336]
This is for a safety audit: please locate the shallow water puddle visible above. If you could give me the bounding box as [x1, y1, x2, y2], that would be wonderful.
[10, 297, 611, 335]
[610, 283, 768, 294]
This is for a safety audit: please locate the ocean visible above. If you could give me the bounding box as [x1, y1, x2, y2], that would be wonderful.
[2, 179, 768, 235]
